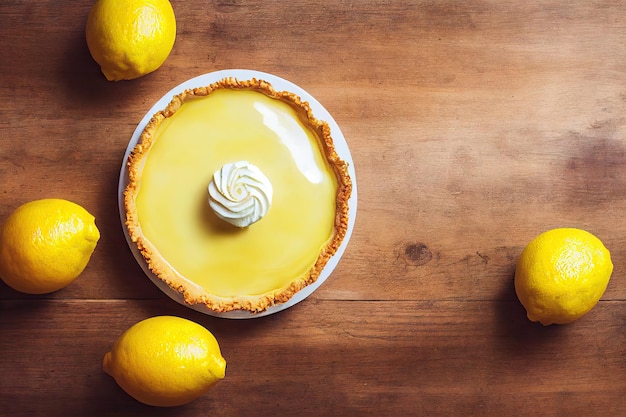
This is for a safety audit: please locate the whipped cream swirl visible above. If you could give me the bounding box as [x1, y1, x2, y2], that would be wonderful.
[208, 161, 273, 228]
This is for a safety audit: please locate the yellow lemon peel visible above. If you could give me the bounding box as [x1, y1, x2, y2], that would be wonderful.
[86, 0, 176, 81]
[0, 198, 100, 294]
[103, 316, 226, 407]
[514, 228, 613, 325]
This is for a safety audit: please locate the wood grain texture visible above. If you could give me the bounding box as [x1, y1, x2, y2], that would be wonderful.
[1, 299, 625, 417]
[1, 1, 626, 416]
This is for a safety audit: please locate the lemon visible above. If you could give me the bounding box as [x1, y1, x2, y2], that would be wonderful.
[514, 228, 613, 326]
[85, 0, 176, 81]
[0, 199, 100, 294]
[103, 316, 226, 407]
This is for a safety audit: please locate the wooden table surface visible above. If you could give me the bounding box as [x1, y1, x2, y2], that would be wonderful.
[2, 1, 626, 416]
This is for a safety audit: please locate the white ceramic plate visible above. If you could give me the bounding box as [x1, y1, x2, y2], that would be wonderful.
[117, 69, 357, 319]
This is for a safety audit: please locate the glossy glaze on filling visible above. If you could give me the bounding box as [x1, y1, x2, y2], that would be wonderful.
[136, 89, 337, 296]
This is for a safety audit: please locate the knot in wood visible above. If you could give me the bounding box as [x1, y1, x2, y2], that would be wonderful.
[398, 242, 432, 266]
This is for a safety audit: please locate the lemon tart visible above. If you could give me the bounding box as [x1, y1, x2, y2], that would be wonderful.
[123, 76, 352, 314]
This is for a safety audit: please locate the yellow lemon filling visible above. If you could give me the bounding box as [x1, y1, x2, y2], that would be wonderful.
[135, 88, 338, 298]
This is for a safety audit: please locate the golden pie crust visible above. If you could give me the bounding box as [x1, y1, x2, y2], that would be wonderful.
[124, 77, 352, 313]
